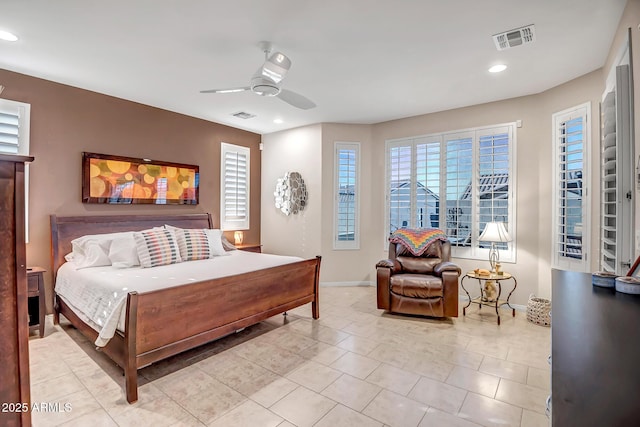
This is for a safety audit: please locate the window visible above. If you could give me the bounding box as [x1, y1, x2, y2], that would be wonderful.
[334, 142, 360, 249]
[386, 123, 516, 262]
[0, 99, 30, 155]
[552, 103, 590, 271]
[220, 143, 249, 230]
[0, 98, 31, 241]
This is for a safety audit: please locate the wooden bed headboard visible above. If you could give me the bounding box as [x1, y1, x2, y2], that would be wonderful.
[50, 213, 213, 277]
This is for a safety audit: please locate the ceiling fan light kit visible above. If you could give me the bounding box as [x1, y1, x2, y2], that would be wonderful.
[261, 51, 291, 84]
[200, 42, 316, 110]
[251, 76, 280, 97]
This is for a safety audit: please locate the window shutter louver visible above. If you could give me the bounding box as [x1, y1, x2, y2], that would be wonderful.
[224, 151, 247, 219]
[558, 117, 584, 260]
[334, 142, 360, 249]
[445, 134, 473, 247]
[552, 103, 589, 272]
[0, 99, 31, 243]
[599, 64, 633, 274]
[220, 143, 250, 230]
[388, 143, 413, 233]
[477, 131, 510, 250]
[0, 111, 20, 154]
[416, 140, 440, 229]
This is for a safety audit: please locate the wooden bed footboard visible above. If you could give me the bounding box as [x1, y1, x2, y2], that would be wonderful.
[124, 256, 321, 402]
[50, 214, 321, 403]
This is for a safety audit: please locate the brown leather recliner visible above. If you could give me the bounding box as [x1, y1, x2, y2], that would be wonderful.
[376, 239, 461, 318]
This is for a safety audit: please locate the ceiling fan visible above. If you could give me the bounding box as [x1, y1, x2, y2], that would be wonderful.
[201, 42, 316, 110]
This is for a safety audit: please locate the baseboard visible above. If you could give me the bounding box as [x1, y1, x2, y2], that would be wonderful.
[320, 281, 374, 287]
[459, 295, 527, 312]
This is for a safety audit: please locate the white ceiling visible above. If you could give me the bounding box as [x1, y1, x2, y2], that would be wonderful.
[0, 0, 627, 135]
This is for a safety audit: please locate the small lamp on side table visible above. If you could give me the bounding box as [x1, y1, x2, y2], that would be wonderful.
[479, 221, 511, 272]
[479, 222, 512, 301]
[234, 231, 244, 245]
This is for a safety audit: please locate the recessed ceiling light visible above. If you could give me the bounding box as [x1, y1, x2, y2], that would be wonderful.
[489, 64, 507, 73]
[273, 118, 283, 124]
[0, 30, 18, 42]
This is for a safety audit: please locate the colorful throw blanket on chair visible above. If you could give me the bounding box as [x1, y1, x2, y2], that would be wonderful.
[389, 228, 447, 256]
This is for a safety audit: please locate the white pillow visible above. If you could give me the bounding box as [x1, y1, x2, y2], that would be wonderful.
[134, 228, 182, 268]
[205, 229, 228, 257]
[70, 231, 134, 269]
[71, 241, 111, 269]
[109, 235, 140, 268]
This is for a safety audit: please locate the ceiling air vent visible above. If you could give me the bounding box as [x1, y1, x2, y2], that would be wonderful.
[231, 111, 256, 119]
[492, 24, 536, 51]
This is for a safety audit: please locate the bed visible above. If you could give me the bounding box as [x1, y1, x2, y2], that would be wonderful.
[50, 213, 321, 403]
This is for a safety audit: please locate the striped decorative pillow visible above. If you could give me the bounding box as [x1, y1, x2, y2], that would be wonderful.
[173, 228, 211, 261]
[133, 228, 182, 268]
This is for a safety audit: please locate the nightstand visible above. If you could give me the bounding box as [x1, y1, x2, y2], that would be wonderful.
[27, 267, 46, 338]
[236, 244, 262, 253]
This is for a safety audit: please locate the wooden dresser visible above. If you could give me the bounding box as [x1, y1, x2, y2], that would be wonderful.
[551, 269, 640, 426]
[0, 154, 33, 427]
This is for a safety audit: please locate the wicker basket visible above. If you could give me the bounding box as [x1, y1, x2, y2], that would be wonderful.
[526, 294, 551, 327]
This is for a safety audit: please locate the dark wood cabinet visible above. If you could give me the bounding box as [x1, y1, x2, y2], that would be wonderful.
[551, 269, 640, 426]
[0, 154, 33, 427]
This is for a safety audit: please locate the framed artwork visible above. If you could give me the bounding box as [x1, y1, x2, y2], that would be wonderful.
[82, 152, 199, 205]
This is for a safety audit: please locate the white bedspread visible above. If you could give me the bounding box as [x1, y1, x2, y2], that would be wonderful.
[55, 250, 303, 347]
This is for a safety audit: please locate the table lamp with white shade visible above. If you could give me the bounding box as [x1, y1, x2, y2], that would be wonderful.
[479, 221, 512, 273]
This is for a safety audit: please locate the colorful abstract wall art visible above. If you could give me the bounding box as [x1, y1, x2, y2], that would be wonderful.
[82, 152, 199, 204]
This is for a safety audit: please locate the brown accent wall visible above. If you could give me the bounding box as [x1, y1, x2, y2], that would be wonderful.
[0, 69, 262, 312]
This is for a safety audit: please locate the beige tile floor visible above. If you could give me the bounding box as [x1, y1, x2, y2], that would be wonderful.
[28, 286, 551, 427]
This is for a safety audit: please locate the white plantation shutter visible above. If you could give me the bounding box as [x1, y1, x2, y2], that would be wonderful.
[477, 127, 511, 251]
[220, 143, 249, 230]
[334, 142, 360, 249]
[601, 92, 617, 271]
[0, 99, 29, 155]
[388, 142, 412, 233]
[444, 133, 473, 249]
[0, 111, 20, 154]
[599, 64, 633, 274]
[552, 104, 589, 271]
[0, 99, 31, 242]
[386, 123, 516, 262]
[387, 136, 442, 237]
[416, 140, 440, 229]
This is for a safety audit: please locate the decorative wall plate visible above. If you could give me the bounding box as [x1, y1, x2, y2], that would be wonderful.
[274, 171, 307, 215]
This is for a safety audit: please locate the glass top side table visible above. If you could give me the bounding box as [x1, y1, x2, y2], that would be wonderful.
[461, 271, 517, 325]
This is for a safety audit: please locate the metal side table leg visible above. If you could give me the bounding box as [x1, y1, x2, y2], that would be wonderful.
[496, 281, 502, 325]
[506, 276, 518, 317]
[461, 276, 472, 316]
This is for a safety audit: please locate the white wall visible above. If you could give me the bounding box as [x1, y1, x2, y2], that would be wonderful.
[261, 75, 606, 304]
[320, 123, 375, 284]
[261, 124, 323, 259]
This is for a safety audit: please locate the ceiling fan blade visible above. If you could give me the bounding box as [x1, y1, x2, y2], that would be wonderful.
[277, 88, 316, 110]
[260, 51, 291, 84]
[200, 87, 250, 94]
